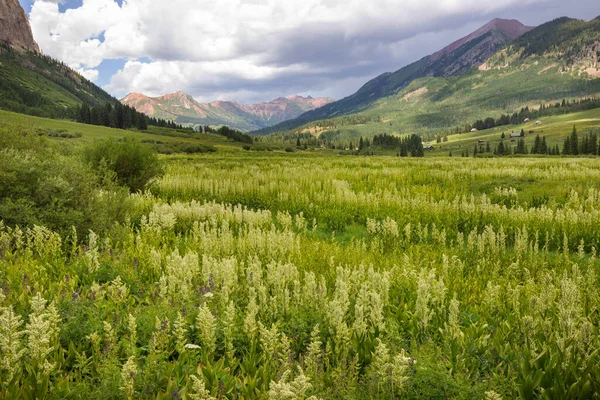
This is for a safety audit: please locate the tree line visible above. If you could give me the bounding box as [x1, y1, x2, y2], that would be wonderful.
[455, 98, 600, 133]
[202, 125, 254, 144]
[74, 102, 190, 131]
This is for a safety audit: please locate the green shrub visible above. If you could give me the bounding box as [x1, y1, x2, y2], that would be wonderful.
[85, 138, 164, 192]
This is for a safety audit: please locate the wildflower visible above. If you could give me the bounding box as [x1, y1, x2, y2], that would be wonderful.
[196, 304, 216, 354]
[107, 276, 129, 302]
[189, 374, 216, 400]
[305, 325, 323, 379]
[174, 312, 188, 354]
[126, 314, 138, 358]
[85, 230, 100, 273]
[26, 293, 60, 382]
[485, 390, 503, 400]
[0, 305, 26, 384]
[268, 366, 314, 400]
[121, 356, 137, 400]
[184, 344, 201, 350]
[222, 301, 236, 360]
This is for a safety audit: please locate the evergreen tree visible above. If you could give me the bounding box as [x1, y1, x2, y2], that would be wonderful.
[563, 137, 571, 155]
[570, 125, 579, 155]
[497, 141, 505, 156]
[532, 135, 541, 154]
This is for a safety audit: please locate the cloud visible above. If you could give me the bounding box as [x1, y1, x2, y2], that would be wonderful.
[29, 0, 600, 103]
[76, 67, 100, 81]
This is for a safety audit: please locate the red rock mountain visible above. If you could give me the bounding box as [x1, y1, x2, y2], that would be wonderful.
[0, 0, 39, 52]
[121, 91, 335, 132]
[432, 18, 533, 61]
[257, 18, 536, 134]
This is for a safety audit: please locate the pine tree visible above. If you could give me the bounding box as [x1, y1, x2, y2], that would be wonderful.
[541, 136, 548, 154]
[563, 137, 571, 155]
[570, 125, 578, 155]
[497, 141, 505, 156]
[532, 135, 541, 154]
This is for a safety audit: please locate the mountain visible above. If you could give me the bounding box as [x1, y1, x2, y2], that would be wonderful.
[0, 0, 39, 52]
[270, 17, 600, 143]
[0, 0, 116, 117]
[254, 18, 534, 135]
[121, 91, 335, 132]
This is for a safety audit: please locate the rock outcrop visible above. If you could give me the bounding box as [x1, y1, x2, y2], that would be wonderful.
[0, 0, 40, 52]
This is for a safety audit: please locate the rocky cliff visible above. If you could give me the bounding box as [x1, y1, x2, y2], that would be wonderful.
[0, 0, 40, 52]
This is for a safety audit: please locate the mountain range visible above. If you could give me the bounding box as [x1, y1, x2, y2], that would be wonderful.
[268, 16, 600, 142]
[121, 92, 334, 132]
[255, 18, 536, 135]
[1, 0, 599, 142]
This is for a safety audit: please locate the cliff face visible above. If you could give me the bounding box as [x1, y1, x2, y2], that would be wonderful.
[0, 0, 40, 52]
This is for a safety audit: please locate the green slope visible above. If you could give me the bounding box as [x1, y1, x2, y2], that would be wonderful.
[0, 42, 115, 118]
[0, 109, 251, 153]
[272, 17, 600, 143]
[425, 108, 600, 155]
[255, 19, 533, 135]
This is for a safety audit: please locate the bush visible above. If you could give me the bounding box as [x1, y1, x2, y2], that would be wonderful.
[0, 127, 131, 234]
[85, 138, 164, 192]
[285, 147, 294, 153]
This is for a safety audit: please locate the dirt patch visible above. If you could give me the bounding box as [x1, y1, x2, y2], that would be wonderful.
[301, 126, 335, 136]
[478, 62, 490, 71]
[585, 67, 600, 78]
[403, 87, 428, 101]
[538, 63, 558, 74]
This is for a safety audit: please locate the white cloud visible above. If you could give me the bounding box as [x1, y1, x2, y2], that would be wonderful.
[28, 0, 585, 103]
[76, 67, 100, 81]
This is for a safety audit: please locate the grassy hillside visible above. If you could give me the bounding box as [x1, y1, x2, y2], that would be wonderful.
[0, 110, 254, 153]
[266, 17, 600, 143]
[426, 108, 600, 155]
[0, 43, 115, 118]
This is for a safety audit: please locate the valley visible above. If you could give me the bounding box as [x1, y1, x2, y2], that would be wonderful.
[2, 0, 600, 399]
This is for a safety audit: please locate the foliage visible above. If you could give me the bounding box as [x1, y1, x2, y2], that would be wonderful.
[0, 124, 131, 234]
[84, 138, 164, 193]
[3, 149, 600, 399]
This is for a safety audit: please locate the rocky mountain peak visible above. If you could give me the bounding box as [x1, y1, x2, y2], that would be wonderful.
[0, 0, 40, 52]
[432, 18, 533, 61]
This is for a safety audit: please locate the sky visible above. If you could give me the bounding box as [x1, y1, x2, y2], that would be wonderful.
[19, 0, 600, 104]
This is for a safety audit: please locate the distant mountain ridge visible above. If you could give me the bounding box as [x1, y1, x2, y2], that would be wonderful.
[121, 91, 335, 132]
[254, 18, 534, 135]
[0, 0, 39, 52]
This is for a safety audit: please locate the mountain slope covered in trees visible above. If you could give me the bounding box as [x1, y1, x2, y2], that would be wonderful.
[255, 18, 534, 135]
[263, 17, 600, 142]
